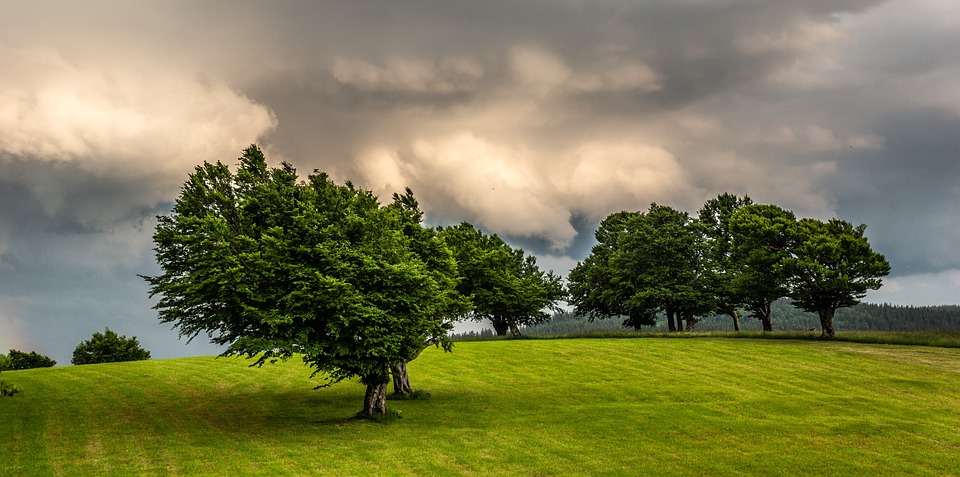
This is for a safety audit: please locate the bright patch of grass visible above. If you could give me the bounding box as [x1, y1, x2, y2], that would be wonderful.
[2, 339, 959, 476]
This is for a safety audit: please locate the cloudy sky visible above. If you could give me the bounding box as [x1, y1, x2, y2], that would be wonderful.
[1, 0, 958, 364]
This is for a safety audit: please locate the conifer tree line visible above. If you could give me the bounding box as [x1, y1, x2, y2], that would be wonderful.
[567, 194, 891, 338]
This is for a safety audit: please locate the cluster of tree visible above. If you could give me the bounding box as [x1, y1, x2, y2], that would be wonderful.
[143, 145, 563, 417]
[439, 223, 564, 337]
[0, 350, 56, 370]
[567, 194, 890, 338]
[72, 328, 151, 365]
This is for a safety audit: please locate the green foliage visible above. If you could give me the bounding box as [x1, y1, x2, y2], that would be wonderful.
[143, 145, 462, 415]
[729, 203, 798, 330]
[568, 203, 715, 331]
[439, 222, 564, 336]
[784, 218, 890, 336]
[0, 379, 19, 397]
[3, 349, 56, 370]
[0, 353, 9, 371]
[72, 328, 152, 365]
[0, 363, 19, 397]
[698, 193, 753, 325]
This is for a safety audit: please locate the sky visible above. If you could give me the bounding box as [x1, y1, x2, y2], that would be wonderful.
[1, 0, 958, 364]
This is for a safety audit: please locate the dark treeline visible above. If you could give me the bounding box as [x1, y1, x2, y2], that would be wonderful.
[451, 301, 960, 338]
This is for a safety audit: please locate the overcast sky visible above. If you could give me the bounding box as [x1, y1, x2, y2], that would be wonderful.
[1, 0, 958, 364]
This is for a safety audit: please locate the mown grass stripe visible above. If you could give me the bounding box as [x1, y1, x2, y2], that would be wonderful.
[3, 338, 960, 476]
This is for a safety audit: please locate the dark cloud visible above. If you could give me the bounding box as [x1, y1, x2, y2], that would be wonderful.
[2, 0, 958, 357]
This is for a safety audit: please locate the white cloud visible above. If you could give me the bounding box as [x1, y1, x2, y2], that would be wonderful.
[0, 46, 276, 179]
[555, 141, 690, 217]
[357, 132, 576, 248]
[867, 269, 960, 306]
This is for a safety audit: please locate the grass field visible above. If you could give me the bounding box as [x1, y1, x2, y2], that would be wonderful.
[2, 337, 959, 476]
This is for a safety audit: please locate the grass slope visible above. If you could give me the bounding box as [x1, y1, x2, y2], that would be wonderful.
[2, 338, 959, 476]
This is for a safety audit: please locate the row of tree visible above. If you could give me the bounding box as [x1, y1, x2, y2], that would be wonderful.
[567, 194, 891, 338]
[0, 328, 151, 372]
[143, 146, 886, 417]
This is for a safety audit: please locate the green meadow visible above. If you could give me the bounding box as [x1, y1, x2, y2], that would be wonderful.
[2, 337, 959, 476]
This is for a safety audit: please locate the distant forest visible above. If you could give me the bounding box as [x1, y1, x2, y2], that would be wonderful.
[451, 300, 960, 338]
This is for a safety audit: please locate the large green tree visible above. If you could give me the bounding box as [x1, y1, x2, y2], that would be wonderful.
[729, 204, 797, 331]
[784, 218, 890, 338]
[439, 223, 564, 336]
[567, 211, 651, 329]
[72, 328, 152, 365]
[144, 145, 460, 418]
[569, 204, 715, 331]
[698, 193, 753, 331]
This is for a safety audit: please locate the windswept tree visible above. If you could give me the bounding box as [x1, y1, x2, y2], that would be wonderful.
[440, 223, 564, 336]
[698, 193, 753, 331]
[729, 204, 797, 331]
[144, 145, 460, 418]
[784, 218, 890, 338]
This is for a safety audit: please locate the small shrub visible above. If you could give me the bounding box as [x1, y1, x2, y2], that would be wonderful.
[1, 380, 20, 397]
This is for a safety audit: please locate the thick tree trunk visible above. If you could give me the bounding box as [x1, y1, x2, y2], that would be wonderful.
[391, 362, 413, 396]
[360, 375, 388, 418]
[492, 319, 509, 336]
[683, 312, 696, 332]
[760, 302, 773, 332]
[818, 308, 836, 338]
[730, 309, 741, 332]
[667, 309, 677, 332]
[508, 319, 522, 337]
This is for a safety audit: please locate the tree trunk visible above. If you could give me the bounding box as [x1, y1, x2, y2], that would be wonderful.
[818, 308, 836, 338]
[492, 319, 509, 336]
[360, 375, 388, 418]
[667, 309, 677, 332]
[760, 302, 773, 332]
[730, 309, 741, 332]
[391, 362, 413, 396]
[683, 312, 696, 332]
[508, 318, 522, 337]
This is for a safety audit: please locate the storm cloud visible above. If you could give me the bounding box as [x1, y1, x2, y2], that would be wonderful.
[1, 0, 957, 362]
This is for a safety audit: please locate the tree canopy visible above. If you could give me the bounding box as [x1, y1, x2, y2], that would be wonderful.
[784, 218, 890, 337]
[570, 196, 889, 336]
[72, 328, 152, 365]
[568, 204, 715, 331]
[729, 204, 797, 331]
[1, 350, 56, 370]
[439, 222, 564, 336]
[143, 145, 462, 417]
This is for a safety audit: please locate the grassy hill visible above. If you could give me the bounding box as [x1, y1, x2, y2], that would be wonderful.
[2, 338, 960, 476]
